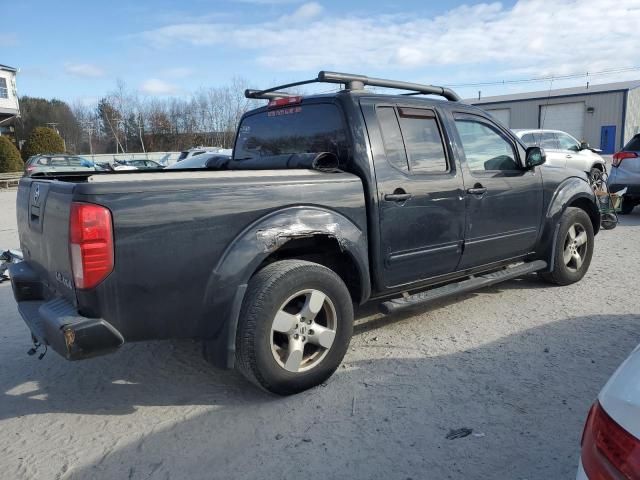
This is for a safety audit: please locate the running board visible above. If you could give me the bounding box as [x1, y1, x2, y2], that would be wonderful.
[379, 260, 548, 315]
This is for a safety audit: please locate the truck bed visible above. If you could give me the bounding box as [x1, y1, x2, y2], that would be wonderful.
[14, 169, 367, 357]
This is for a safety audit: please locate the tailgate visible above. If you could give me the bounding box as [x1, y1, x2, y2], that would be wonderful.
[16, 179, 78, 304]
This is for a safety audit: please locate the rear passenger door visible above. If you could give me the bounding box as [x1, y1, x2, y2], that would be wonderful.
[451, 113, 543, 269]
[361, 100, 466, 288]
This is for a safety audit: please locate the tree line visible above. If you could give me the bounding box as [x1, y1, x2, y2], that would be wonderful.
[15, 77, 257, 155]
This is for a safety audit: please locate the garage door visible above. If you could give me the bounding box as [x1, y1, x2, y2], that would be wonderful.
[486, 108, 511, 127]
[539, 102, 585, 140]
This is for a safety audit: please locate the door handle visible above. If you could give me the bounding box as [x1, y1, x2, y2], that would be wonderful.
[466, 186, 487, 195]
[384, 189, 412, 202]
[565, 154, 573, 158]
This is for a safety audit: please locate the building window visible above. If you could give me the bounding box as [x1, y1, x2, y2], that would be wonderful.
[0, 78, 8, 99]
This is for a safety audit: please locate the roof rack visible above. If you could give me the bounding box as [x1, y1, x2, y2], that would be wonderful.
[244, 71, 461, 102]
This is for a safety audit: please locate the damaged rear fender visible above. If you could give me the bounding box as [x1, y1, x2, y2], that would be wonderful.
[200, 206, 370, 368]
[207, 206, 369, 301]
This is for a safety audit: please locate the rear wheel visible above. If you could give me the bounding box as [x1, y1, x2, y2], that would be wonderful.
[236, 260, 353, 395]
[539, 207, 594, 285]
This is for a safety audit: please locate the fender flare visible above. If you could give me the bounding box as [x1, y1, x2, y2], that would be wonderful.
[537, 176, 599, 269]
[200, 206, 370, 368]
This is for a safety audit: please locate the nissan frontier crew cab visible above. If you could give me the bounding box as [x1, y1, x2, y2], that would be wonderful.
[9, 72, 600, 395]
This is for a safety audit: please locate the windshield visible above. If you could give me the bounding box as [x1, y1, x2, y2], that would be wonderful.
[233, 103, 349, 164]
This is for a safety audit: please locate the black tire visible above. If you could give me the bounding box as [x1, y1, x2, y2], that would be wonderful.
[600, 213, 617, 230]
[619, 197, 635, 215]
[539, 207, 594, 286]
[235, 260, 353, 395]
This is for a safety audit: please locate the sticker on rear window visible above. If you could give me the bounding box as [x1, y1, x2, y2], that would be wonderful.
[267, 106, 302, 117]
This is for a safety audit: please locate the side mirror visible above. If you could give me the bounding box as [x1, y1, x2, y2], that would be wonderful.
[526, 146, 546, 168]
[580, 141, 589, 150]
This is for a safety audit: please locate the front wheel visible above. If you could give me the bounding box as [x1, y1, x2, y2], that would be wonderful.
[539, 207, 594, 286]
[236, 260, 354, 395]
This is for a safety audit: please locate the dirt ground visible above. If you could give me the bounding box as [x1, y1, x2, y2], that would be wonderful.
[0, 187, 639, 480]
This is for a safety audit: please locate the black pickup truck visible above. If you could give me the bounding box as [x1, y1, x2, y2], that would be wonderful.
[9, 72, 600, 395]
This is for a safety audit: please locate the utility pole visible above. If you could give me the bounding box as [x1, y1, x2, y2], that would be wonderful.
[81, 121, 95, 155]
[137, 113, 146, 154]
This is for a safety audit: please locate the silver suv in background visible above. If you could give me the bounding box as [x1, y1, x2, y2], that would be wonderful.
[609, 133, 640, 214]
[513, 129, 606, 178]
[24, 154, 97, 176]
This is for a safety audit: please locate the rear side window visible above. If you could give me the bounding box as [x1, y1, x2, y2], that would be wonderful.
[49, 157, 69, 166]
[376, 106, 448, 174]
[624, 134, 640, 151]
[397, 108, 448, 173]
[522, 132, 559, 149]
[234, 103, 349, 164]
[377, 107, 409, 172]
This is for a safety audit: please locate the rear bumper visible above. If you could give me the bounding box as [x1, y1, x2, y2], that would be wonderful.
[608, 167, 640, 197]
[9, 262, 124, 360]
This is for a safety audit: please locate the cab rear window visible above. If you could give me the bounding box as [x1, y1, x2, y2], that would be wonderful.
[234, 103, 349, 164]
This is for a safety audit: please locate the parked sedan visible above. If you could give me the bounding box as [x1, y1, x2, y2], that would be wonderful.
[609, 134, 640, 214]
[24, 154, 96, 176]
[513, 129, 606, 178]
[577, 343, 640, 479]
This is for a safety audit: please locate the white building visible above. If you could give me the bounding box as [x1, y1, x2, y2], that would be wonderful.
[0, 64, 19, 142]
[469, 80, 640, 154]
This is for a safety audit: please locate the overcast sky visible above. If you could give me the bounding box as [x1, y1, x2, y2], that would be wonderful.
[4, 0, 640, 103]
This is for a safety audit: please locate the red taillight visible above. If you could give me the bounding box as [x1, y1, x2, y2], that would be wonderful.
[581, 401, 640, 479]
[268, 96, 302, 108]
[612, 151, 638, 167]
[69, 202, 114, 289]
[27, 166, 36, 172]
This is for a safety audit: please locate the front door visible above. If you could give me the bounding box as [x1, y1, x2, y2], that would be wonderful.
[361, 100, 466, 288]
[450, 112, 544, 269]
[600, 125, 616, 154]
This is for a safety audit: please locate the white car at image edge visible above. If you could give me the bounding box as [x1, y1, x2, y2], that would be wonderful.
[577, 343, 640, 479]
[513, 129, 606, 177]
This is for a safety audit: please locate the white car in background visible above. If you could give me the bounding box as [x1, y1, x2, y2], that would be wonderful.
[577, 343, 640, 479]
[513, 129, 606, 178]
[176, 147, 233, 162]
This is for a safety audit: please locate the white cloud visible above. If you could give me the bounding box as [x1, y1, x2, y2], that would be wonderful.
[140, 78, 179, 95]
[279, 2, 323, 22]
[64, 63, 105, 78]
[138, 0, 640, 78]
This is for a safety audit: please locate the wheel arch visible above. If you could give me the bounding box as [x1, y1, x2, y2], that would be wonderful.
[201, 206, 370, 369]
[536, 176, 600, 268]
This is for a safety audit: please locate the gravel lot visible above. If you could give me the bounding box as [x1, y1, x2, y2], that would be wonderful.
[0, 187, 639, 480]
